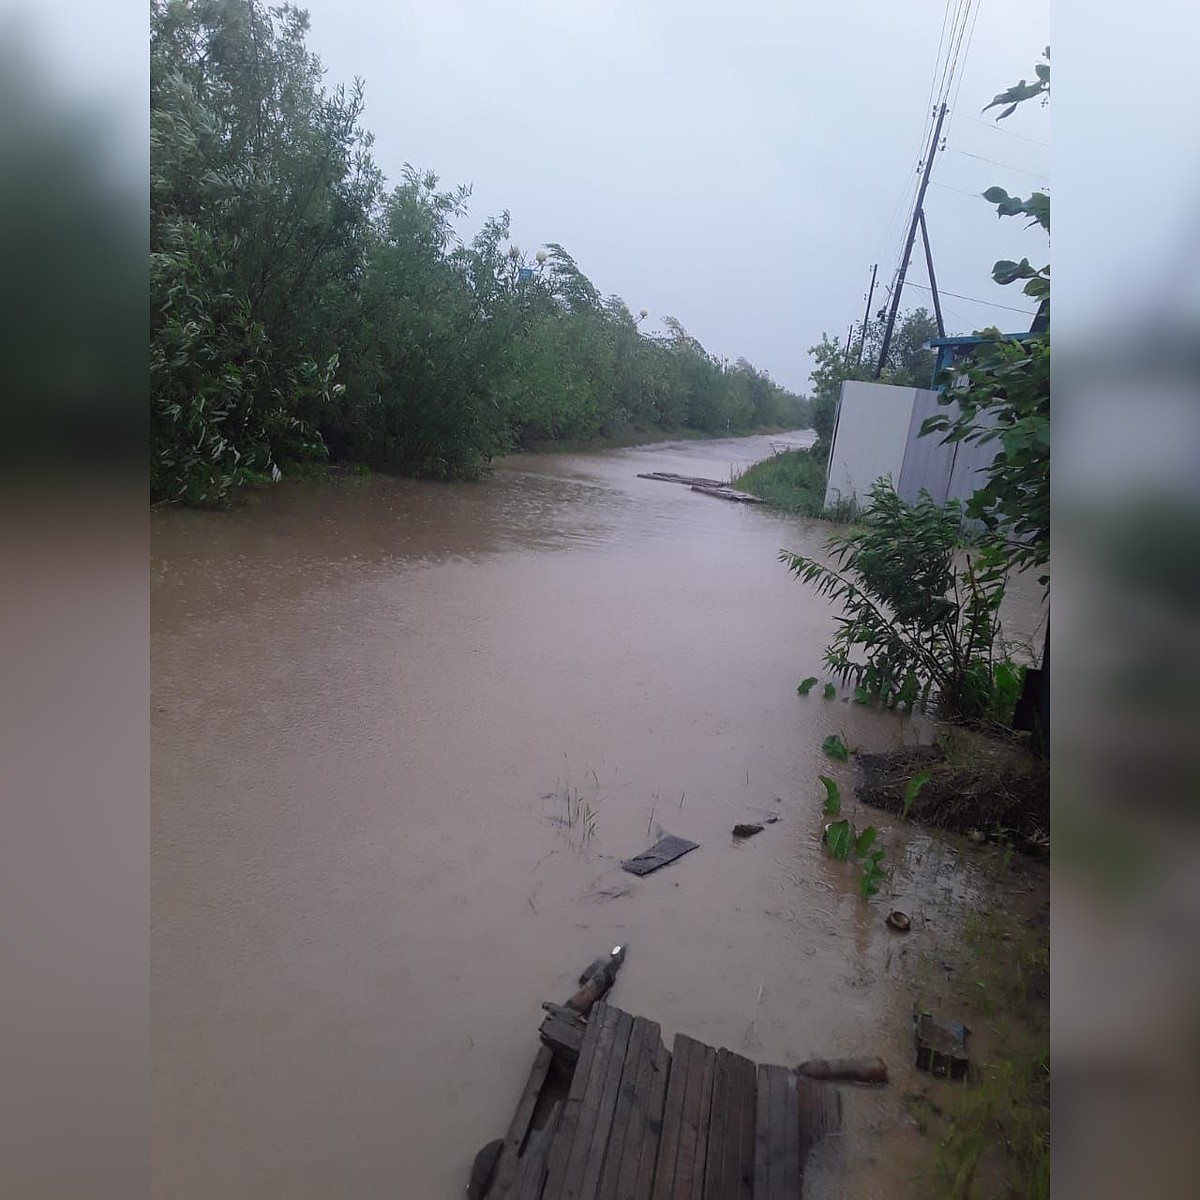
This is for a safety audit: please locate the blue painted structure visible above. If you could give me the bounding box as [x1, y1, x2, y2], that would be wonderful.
[925, 332, 1037, 389]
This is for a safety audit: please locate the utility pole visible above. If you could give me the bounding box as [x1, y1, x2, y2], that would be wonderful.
[918, 210, 945, 338]
[843, 323, 855, 369]
[856, 263, 878, 365]
[876, 103, 947, 377]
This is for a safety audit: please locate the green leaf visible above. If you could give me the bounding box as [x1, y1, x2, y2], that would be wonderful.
[821, 734, 849, 761]
[901, 770, 931, 820]
[822, 682, 836, 699]
[825, 819, 852, 861]
[854, 826, 878, 857]
[796, 676, 819, 696]
[818, 774, 841, 816]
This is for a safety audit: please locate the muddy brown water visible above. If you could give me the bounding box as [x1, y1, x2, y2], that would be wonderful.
[151, 432, 1045, 1198]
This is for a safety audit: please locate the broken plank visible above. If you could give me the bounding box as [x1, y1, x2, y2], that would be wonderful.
[704, 1048, 756, 1200]
[489, 1044, 555, 1197]
[621, 834, 699, 877]
[796, 1076, 841, 1182]
[539, 1006, 588, 1064]
[511, 1100, 561, 1200]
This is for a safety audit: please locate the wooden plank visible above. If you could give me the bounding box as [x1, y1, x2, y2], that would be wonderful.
[676, 1036, 716, 1199]
[597, 1015, 655, 1200]
[634, 1037, 672, 1199]
[651, 1033, 693, 1199]
[575, 1007, 635, 1199]
[753, 1064, 771, 1200]
[511, 1100, 561, 1200]
[543, 1002, 611, 1196]
[621, 835, 699, 877]
[731, 1054, 757, 1200]
[703, 1049, 732, 1199]
[776, 1069, 799, 1200]
[796, 1077, 841, 1182]
[704, 1048, 756, 1200]
[489, 1044, 555, 1197]
[539, 1005, 587, 1064]
[754, 1063, 800, 1200]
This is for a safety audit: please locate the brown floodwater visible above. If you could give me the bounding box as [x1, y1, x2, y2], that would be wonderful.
[151, 432, 1046, 1198]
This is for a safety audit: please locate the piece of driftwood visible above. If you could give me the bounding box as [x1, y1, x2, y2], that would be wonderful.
[798, 1056, 889, 1085]
[621, 834, 699, 877]
[565, 944, 627, 1013]
[486, 1044, 556, 1197]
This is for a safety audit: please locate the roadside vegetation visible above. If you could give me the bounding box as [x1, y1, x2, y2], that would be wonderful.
[150, 0, 810, 506]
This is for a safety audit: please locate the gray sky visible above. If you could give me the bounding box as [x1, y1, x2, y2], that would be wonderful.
[296, 0, 1049, 392]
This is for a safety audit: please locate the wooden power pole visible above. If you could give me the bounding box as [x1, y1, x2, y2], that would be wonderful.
[876, 103, 947, 377]
[856, 263, 878, 365]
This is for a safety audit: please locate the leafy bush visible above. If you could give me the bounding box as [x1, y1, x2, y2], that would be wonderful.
[781, 478, 1018, 725]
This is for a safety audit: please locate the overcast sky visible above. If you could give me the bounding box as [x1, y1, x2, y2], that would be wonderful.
[294, 0, 1048, 392]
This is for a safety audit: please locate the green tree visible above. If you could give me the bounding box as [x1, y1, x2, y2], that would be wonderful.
[150, 0, 379, 502]
[807, 308, 939, 447]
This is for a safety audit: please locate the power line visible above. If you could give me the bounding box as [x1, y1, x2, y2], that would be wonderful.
[961, 112, 1049, 148]
[940, 0, 975, 108]
[906, 280, 1035, 315]
[925, 0, 954, 114]
[952, 149, 1049, 181]
[929, 179, 989, 199]
[944, 0, 983, 143]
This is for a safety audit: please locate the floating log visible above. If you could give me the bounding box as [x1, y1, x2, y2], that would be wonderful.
[637, 471, 729, 488]
[689, 484, 765, 504]
[636, 470, 765, 505]
[798, 1056, 889, 1085]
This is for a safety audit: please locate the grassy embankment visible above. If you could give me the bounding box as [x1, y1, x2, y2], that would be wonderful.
[732, 446, 829, 515]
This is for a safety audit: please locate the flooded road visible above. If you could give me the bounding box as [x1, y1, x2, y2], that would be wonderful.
[151, 432, 1043, 1197]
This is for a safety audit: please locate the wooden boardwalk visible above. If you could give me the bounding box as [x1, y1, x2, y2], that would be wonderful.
[473, 1003, 840, 1200]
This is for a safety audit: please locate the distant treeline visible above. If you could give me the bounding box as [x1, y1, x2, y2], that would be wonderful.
[150, 0, 810, 504]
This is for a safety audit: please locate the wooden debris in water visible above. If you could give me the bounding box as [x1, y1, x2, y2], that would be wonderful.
[797, 1056, 889, 1085]
[621, 834, 699, 877]
[636, 471, 765, 505]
